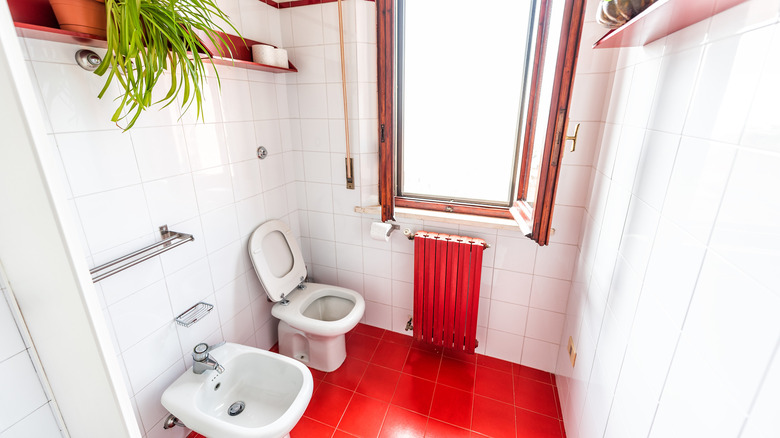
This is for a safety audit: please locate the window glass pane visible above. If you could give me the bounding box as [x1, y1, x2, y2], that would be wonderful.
[400, 0, 533, 206]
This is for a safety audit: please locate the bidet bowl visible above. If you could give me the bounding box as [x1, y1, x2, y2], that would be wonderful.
[161, 343, 313, 438]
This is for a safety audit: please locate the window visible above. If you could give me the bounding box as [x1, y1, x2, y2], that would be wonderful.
[377, 0, 585, 245]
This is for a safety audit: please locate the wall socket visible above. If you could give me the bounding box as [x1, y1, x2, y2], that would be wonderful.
[567, 336, 577, 367]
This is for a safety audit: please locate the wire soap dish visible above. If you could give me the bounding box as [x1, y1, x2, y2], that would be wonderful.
[175, 302, 214, 327]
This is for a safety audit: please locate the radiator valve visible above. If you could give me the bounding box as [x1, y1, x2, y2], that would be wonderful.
[405, 317, 413, 331]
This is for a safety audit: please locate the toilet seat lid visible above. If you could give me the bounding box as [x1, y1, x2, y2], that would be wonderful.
[248, 220, 307, 302]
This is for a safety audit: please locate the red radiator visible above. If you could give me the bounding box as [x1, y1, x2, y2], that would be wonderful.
[413, 231, 485, 353]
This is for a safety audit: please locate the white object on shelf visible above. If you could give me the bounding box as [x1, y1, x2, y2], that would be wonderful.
[251, 44, 275, 65]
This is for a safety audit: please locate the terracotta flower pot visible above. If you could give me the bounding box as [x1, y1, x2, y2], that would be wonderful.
[49, 0, 107, 37]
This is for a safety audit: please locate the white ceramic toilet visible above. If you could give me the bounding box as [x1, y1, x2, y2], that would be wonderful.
[249, 219, 365, 372]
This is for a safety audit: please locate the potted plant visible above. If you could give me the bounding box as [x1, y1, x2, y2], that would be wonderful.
[81, 0, 240, 130]
[49, 0, 107, 37]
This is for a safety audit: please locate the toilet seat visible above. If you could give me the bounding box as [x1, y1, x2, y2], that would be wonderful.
[248, 220, 308, 302]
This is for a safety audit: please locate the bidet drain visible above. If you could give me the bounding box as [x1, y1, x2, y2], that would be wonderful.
[228, 401, 245, 416]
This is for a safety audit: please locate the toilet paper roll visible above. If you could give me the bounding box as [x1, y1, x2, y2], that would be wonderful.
[252, 44, 275, 65]
[370, 222, 394, 242]
[272, 48, 288, 68]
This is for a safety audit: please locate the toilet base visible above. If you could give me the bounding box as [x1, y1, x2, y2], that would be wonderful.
[277, 321, 347, 372]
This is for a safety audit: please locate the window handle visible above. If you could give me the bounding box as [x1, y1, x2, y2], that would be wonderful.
[566, 123, 580, 152]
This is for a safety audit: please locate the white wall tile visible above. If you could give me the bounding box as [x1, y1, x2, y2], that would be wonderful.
[109, 280, 173, 352]
[122, 324, 182, 394]
[183, 124, 229, 171]
[193, 165, 235, 213]
[490, 269, 532, 306]
[0, 351, 48, 432]
[56, 131, 140, 196]
[488, 301, 528, 336]
[75, 185, 153, 254]
[200, 205, 240, 252]
[0, 404, 62, 438]
[143, 174, 199, 226]
[709, 150, 780, 294]
[662, 136, 736, 243]
[131, 126, 190, 181]
[682, 27, 770, 144]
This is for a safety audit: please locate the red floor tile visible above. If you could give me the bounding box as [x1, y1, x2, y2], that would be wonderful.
[356, 364, 401, 402]
[309, 366, 328, 381]
[514, 363, 553, 384]
[429, 384, 473, 429]
[516, 407, 563, 438]
[392, 374, 436, 416]
[437, 356, 476, 391]
[291, 416, 335, 438]
[514, 377, 559, 419]
[443, 347, 478, 363]
[425, 418, 471, 438]
[382, 330, 415, 346]
[355, 323, 386, 338]
[477, 354, 514, 373]
[474, 366, 514, 404]
[346, 333, 381, 361]
[379, 405, 428, 438]
[295, 325, 567, 438]
[338, 393, 389, 438]
[403, 348, 441, 381]
[324, 357, 369, 391]
[304, 382, 353, 427]
[372, 341, 411, 370]
[471, 395, 515, 438]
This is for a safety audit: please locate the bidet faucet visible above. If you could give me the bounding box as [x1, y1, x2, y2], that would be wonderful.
[192, 341, 225, 374]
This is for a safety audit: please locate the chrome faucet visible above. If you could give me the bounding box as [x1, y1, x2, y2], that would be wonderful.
[192, 342, 225, 374]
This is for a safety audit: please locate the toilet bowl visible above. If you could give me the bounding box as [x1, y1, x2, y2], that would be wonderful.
[249, 220, 365, 372]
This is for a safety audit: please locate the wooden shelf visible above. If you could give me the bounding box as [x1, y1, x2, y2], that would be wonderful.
[10, 4, 297, 74]
[593, 0, 749, 49]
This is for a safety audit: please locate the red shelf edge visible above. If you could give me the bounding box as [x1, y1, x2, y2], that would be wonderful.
[593, 0, 750, 49]
[13, 23, 297, 74]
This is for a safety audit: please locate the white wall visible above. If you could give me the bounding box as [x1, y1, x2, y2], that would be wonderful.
[16, 1, 298, 436]
[0, 272, 63, 438]
[557, 1, 780, 437]
[281, 0, 594, 372]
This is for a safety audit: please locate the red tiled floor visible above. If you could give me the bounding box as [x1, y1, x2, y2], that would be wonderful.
[291, 416, 335, 438]
[356, 364, 401, 402]
[338, 393, 389, 437]
[324, 357, 369, 391]
[355, 323, 386, 338]
[304, 382, 354, 427]
[438, 356, 476, 391]
[471, 395, 515, 438]
[402, 348, 441, 381]
[516, 407, 564, 438]
[425, 418, 471, 438]
[477, 354, 514, 373]
[347, 333, 381, 361]
[514, 362, 554, 384]
[392, 373, 436, 415]
[371, 341, 411, 370]
[382, 329, 415, 346]
[379, 405, 427, 438]
[514, 376, 559, 419]
[286, 323, 566, 438]
[429, 384, 473, 429]
[474, 365, 514, 404]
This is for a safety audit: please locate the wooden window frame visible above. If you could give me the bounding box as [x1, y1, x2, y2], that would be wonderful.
[377, 0, 585, 245]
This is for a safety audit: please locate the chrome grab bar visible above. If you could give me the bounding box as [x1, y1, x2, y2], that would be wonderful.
[89, 225, 194, 282]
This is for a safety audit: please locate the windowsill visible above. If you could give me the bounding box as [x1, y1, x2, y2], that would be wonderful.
[354, 205, 523, 231]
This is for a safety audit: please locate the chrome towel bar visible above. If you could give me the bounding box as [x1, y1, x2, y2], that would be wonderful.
[89, 225, 194, 282]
